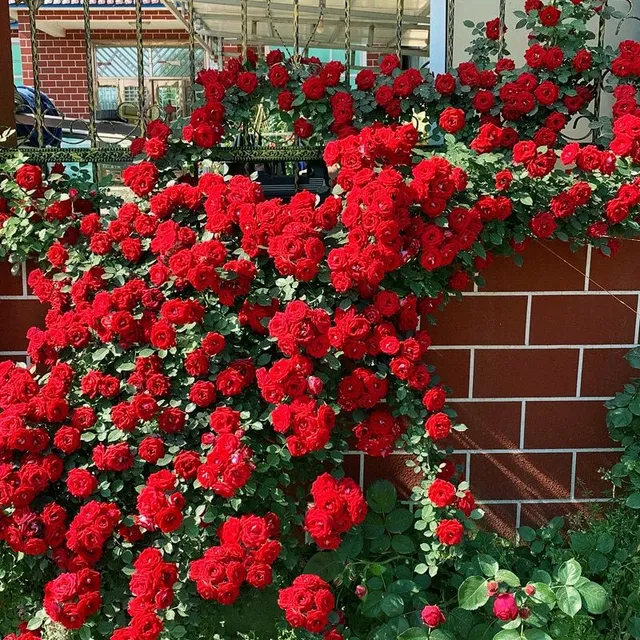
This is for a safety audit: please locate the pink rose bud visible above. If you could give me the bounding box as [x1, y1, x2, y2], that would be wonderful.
[421, 605, 446, 629]
[355, 585, 367, 599]
[307, 376, 323, 395]
[487, 580, 499, 596]
[524, 584, 536, 596]
[493, 593, 519, 621]
[69, 188, 78, 198]
[519, 607, 531, 620]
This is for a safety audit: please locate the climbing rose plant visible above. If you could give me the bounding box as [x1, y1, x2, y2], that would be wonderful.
[1, 1, 640, 639]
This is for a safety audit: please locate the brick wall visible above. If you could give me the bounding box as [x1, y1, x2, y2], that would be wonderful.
[1, 242, 638, 536]
[342, 241, 640, 536]
[15, 9, 186, 120]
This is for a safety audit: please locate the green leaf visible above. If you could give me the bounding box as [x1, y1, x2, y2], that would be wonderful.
[625, 348, 640, 369]
[391, 534, 415, 555]
[477, 554, 499, 578]
[626, 493, 640, 509]
[381, 593, 404, 617]
[79, 626, 92, 640]
[607, 408, 633, 428]
[494, 631, 521, 640]
[386, 508, 414, 533]
[557, 559, 582, 585]
[519, 526, 537, 542]
[458, 576, 490, 610]
[570, 532, 594, 554]
[398, 629, 429, 640]
[627, 616, 640, 639]
[303, 551, 342, 582]
[361, 591, 383, 618]
[337, 529, 363, 559]
[389, 579, 417, 595]
[577, 581, 609, 614]
[557, 585, 582, 617]
[496, 569, 521, 587]
[524, 631, 552, 640]
[530, 582, 556, 605]
[367, 480, 397, 514]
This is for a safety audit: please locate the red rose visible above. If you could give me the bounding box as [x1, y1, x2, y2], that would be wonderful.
[144, 137, 167, 160]
[486, 17, 504, 41]
[278, 90, 295, 111]
[293, 117, 314, 139]
[138, 436, 166, 464]
[493, 593, 519, 621]
[421, 605, 446, 629]
[236, 71, 258, 94]
[380, 54, 400, 75]
[266, 49, 284, 66]
[427, 479, 456, 507]
[573, 49, 593, 72]
[530, 211, 557, 239]
[439, 107, 466, 133]
[434, 73, 456, 95]
[355, 69, 376, 90]
[539, 5, 561, 26]
[425, 413, 452, 440]
[301, 76, 325, 100]
[268, 64, 290, 88]
[66, 469, 97, 498]
[16, 164, 43, 191]
[435, 518, 464, 545]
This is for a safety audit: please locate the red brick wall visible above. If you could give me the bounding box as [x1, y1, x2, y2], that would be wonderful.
[15, 8, 186, 120]
[343, 241, 640, 536]
[1, 242, 638, 536]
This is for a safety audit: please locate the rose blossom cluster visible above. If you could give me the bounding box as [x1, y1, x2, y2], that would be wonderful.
[304, 473, 368, 549]
[110, 548, 178, 640]
[268, 300, 331, 358]
[189, 513, 282, 604]
[277, 574, 337, 635]
[43, 569, 101, 629]
[136, 470, 185, 533]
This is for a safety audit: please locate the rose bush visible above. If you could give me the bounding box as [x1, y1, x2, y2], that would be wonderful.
[2, 1, 640, 640]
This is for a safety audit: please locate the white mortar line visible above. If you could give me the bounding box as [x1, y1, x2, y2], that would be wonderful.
[576, 348, 584, 397]
[344, 447, 623, 456]
[584, 245, 592, 291]
[431, 344, 637, 350]
[635, 294, 640, 344]
[358, 452, 364, 489]
[478, 498, 610, 505]
[21, 262, 28, 297]
[0, 295, 38, 301]
[0, 351, 28, 356]
[570, 452, 577, 500]
[450, 396, 613, 403]
[524, 295, 532, 345]
[515, 502, 522, 529]
[519, 401, 526, 449]
[468, 348, 475, 398]
[465, 452, 471, 482]
[458, 290, 640, 297]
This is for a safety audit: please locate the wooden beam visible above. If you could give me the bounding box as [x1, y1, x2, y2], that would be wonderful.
[0, 0, 17, 147]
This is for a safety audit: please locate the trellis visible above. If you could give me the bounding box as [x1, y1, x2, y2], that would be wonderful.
[2, 0, 608, 166]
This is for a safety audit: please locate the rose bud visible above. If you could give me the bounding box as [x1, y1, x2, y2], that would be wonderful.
[524, 584, 536, 596]
[519, 607, 531, 620]
[307, 376, 324, 396]
[355, 585, 367, 599]
[487, 580, 499, 596]
[493, 593, 519, 621]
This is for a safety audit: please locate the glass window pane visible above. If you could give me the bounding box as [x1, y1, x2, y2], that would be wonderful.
[97, 86, 118, 111]
[123, 86, 139, 103]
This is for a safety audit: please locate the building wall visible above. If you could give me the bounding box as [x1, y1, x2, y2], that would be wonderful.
[1, 242, 638, 535]
[15, 8, 187, 120]
[342, 241, 640, 536]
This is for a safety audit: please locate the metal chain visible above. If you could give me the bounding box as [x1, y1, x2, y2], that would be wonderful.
[293, 0, 300, 63]
[134, 0, 146, 136]
[187, 0, 196, 111]
[240, 0, 248, 62]
[395, 0, 404, 61]
[498, 0, 506, 59]
[344, 0, 351, 86]
[266, 0, 290, 57]
[303, 0, 325, 56]
[446, 0, 455, 71]
[26, 0, 44, 148]
[82, 0, 97, 149]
